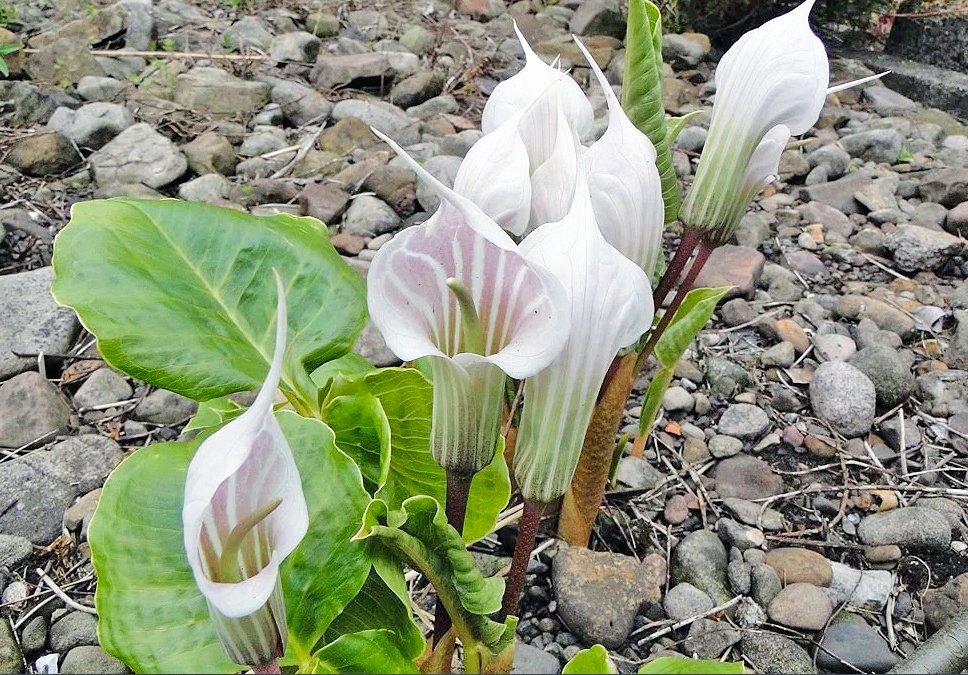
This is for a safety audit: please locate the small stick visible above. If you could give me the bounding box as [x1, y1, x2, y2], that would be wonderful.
[500, 500, 545, 618]
[632, 595, 742, 645]
[21, 48, 269, 61]
[36, 568, 96, 615]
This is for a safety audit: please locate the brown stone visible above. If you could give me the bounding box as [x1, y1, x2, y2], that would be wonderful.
[768, 583, 833, 630]
[693, 245, 765, 300]
[835, 295, 915, 337]
[712, 454, 784, 500]
[6, 133, 80, 177]
[181, 132, 237, 176]
[764, 548, 833, 587]
[924, 572, 968, 631]
[864, 545, 902, 563]
[298, 182, 351, 224]
[552, 545, 665, 648]
[770, 319, 810, 353]
[664, 494, 689, 524]
[318, 117, 377, 155]
[331, 232, 366, 256]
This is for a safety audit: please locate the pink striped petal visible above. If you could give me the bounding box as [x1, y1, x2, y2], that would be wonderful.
[366, 203, 569, 379]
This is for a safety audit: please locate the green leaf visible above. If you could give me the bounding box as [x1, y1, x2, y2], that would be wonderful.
[311, 353, 374, 389]
[638, 287, 731, 436]
[52, 199, 367, 410]
[89, 440, 235, 674]
[277, 413, 374, 667]
[665, 111, 704, 146]
[623, 0, 678, 224]
[355, 496, 515, 658]
[638, 656, 744, 674]
[637, 363, 675, 438]
[0, 57, 8, 77]
[654, 286, 733, 367]
[89, 412, 372, 674]
[313, 630, 418, 674]
[324, 565, 424, 662]
[563, 645, 619, 674]
[322, 367, 510, 543]
[181, 395, 245, 435]
[323, 390, 392, 492]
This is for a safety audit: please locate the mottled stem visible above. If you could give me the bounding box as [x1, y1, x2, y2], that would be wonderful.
[652, 227, 702, 309]
[433, 471, 473, 646]
[501, 500, 545, 618]
[252, 659, 280, 674]
[637, 239, 715, 370]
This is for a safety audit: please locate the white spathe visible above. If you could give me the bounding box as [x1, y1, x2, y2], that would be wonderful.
[369, 129, 570, 474]
[514, 141, 654, 504]
[679, 0, 831, 244]
[578, 36, 664, 277]
[182, 275, 308, 666]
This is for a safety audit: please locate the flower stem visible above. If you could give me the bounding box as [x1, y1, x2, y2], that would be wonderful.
[636, 238, 715, 370]
[433, 470, 473, 646]
[501, 500, 544, 618]
[251, 659, 280, 674]
[651, 227, 701, 309]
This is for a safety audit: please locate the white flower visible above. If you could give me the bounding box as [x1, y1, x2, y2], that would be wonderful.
[680, 0, 882, 244]
[368, 129, 570, 476]
[577, 37, 665, 277]
[182, 274, 307, 667]
[454, 22, 593, 235]
[513, 139, 654, 504]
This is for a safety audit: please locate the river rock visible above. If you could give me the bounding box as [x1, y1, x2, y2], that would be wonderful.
[0, 371, 71, 449]
[552, 545, 665, 648]
[858, 507, 951, 549]
[809, 361, 876, 437]
[0, 267, 79, 380]
[713, 454, 785, 500]
[764, 548, 832, 587]
[90, 123, 187, 188]
[0, 435, 122, 543]
[848, 346, 915, 408]
[767, 583, 832, 630]
[670, 530, 728, 602]
[816, 613, 898, 672]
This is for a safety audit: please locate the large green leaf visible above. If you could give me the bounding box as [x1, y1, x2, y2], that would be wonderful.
[563, 645, 618, 674]
[52, 199, 367, 409]
[639, 287, 731, 436]
[89, 440, 234, 674]
[355, 496, 515, 660]
[89, 412, 373, 673]
[623, 0, 678, 224]
[318, 367, 511, 543]
[638, 657, 743, 674]
[324, 563, 424, 662]
[313, 630, 418, 674]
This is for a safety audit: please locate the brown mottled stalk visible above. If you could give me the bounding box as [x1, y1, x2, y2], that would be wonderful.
[432, 471, 472, 646]
[556, 351, 638, 546]
[252, 660, 280, 674]
[501, 500, 545, 617]
[557, 233, 716, 547]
